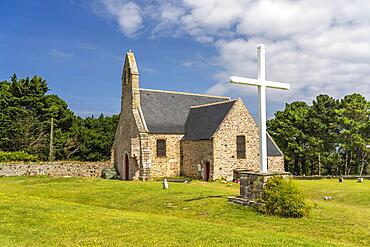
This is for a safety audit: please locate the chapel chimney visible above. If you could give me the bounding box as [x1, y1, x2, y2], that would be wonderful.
[121, 50, 140, 110]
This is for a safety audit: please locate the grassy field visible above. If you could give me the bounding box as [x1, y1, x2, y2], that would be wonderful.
[0, 177, 369, 246]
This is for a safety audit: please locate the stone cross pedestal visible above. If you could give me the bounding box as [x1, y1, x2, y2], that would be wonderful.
[228, 171, 291, 207]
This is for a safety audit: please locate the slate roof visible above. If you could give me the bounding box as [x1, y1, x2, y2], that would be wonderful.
[182, 100, 282, 156]
[139, 88, 282, 157]
[183, 100, 236, 140]
[267, 134, 283, 156]
[139, 89, 230, 134]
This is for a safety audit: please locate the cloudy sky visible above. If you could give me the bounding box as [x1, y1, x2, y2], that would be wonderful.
[1, 0, 369, 117]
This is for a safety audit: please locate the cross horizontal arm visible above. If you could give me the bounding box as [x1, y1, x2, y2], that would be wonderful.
[230, 76, 290, 90]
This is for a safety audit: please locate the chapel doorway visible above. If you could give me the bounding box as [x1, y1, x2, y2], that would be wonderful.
[125, 154, 129, 180]
[204, 162, 211, 181]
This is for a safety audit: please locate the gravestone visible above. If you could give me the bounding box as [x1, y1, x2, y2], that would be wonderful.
[163, 178, 169, 189]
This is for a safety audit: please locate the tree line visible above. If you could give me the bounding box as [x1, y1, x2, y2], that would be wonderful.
[0, 75, 118, 161]
[268, 94, 370, 176]
[1, 75, 369, 175]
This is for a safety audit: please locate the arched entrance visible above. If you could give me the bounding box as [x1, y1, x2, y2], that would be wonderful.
[125, 154, 129, 180]
[204, 162, 211, 181]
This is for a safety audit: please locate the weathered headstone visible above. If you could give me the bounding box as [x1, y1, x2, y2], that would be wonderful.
[357, 178, 364, 183]
[163, 178, 169, 189]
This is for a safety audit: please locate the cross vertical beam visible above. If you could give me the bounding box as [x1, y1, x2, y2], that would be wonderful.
[257, 45, 267, 172]
[229, 44, 290, 174]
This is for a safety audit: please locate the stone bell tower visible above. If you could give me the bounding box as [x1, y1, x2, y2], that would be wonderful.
[121, 51, 140, 111]
[114, 50, 151, 180]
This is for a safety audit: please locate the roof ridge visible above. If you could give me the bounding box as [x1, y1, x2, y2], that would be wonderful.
[139, 88, 230, 99]
[190, 99, 236, 109]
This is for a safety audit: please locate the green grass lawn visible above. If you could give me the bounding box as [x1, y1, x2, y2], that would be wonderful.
[0, 177, 369, 246]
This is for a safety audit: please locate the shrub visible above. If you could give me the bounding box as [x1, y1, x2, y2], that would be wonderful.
[0, 151, 39, 162]
[259, 176, 310, 218]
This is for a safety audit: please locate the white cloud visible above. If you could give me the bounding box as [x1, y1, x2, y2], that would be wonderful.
[100, 0, 142, 37]
[96, 0, 370, 110]
[50, 49, 74, 58]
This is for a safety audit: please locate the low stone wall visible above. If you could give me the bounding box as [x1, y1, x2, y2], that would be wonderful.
[0, 161, 113, 177]
[294, 175, 370, 180]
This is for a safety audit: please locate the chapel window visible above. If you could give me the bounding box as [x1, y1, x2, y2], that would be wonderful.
[237, 135, 246, 159]
[156, 139, 166, 157]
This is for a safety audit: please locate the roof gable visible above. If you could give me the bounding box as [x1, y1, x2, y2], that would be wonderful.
[139, 89, 230, 134]
[183, 101, 236, 140]
[183, 98, 283, 156]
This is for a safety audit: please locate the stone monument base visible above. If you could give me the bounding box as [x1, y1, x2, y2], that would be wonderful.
[228, 171, 291, 208]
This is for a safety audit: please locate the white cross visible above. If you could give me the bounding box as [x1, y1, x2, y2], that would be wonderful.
[230, 44, 290, 173]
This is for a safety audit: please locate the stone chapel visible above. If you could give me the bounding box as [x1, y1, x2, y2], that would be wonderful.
[113, 51, 284, 181]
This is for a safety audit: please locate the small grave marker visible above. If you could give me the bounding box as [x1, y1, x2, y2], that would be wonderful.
[163, 178, 169, 189]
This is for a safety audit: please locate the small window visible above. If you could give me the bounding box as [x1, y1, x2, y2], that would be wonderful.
[123, 70, 131, 86]
[236, 135, 246, 159]
[156, 139, 166, 157]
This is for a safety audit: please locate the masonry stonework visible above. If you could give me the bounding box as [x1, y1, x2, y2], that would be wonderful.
[212, 100, 260, 180]
[228, 171, 291, 208]
[149, 134, 183, 178]
[114, 52, 151, 180]
[268, 156, 285, 172]
[181, 140, 213, 179]
[0, 162, 112, 177]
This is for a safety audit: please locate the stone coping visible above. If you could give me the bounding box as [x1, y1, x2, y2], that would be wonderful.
[238, 171, 291, 176]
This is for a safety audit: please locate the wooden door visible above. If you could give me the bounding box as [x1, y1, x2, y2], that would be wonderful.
[204, 162, 210, 181]
[125, 154, 129, 180]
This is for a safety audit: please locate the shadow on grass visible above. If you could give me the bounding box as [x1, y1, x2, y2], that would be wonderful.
[184, 195, 229, 202]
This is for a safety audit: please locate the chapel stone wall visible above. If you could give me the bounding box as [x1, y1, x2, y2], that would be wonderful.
[148, 134, 183, 178]
[212, 99, 260, 180]
[180, 140, 213, 179]
[212, 99, 284, 180]
[267, 156, 285, 172]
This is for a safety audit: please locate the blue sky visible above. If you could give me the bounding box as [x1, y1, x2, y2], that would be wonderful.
[1, 0, 369, 117]
[0, 0, 220, 116]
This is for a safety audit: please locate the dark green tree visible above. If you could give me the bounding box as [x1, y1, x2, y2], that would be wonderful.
[336, 93, 369, 175]
[0, 75, 118, 161]
[268, 93, 369, 176]
[268, 101, 310, 175]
